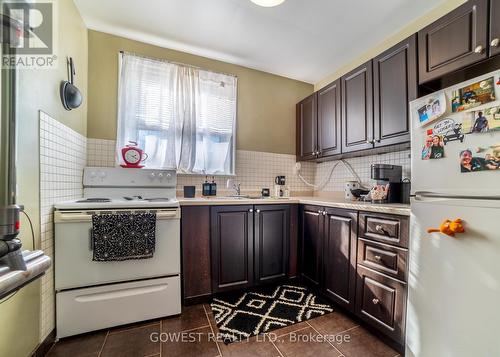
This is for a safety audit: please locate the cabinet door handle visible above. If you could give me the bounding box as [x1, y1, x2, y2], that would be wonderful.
[474, 45, 484, 54]
[322, 211, 327, 216]
[374, 255, 382, 261]
[318, 210, 323, 214]
[256, 209, 260, 213]
[249, 209, 253, 213]
[372, 298, 380, 305]
[491, 38, 500, 47]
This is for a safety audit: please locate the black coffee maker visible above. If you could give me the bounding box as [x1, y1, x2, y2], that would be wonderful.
[371, 164, 408, 204]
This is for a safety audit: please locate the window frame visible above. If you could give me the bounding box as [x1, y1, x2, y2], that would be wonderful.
[116, 51, 237, 175]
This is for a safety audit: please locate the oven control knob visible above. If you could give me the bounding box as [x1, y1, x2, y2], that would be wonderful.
[99, 171, 107, 179]
[149, 172, 156, 179]
[89, 171, 96, 178]
[166, 173, 172, 179]
[158, 172, 164, 179]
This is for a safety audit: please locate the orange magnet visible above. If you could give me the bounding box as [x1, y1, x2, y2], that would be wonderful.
[427, 218, 465, 237]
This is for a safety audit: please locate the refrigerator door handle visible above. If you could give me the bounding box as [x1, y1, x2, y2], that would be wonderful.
[415, 191, 500, 201]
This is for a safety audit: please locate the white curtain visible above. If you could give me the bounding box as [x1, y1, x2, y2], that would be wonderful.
[116, 53, 237, 174]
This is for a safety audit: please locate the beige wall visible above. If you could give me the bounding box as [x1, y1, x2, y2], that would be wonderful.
[0, 0, 88, 356]
[314, 0, 467, 91]
[87, 30, 313, 155]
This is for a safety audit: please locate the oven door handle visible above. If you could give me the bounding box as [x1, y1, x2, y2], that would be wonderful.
[55, 209, 180, 223]
[89, 228, 94, 251]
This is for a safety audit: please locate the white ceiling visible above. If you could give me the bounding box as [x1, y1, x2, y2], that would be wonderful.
[74, 0, 444, 84]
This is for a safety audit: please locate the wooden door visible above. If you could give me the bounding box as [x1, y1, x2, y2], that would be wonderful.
[300, 205, 323, 287]
[317, 79, 341, 157]
[341, 61, 374, 153]
[322, 208, 357, 312]
[418, 0, 488, 84]
[373, 35, 416, 147]
[356, 265, 407, 344]
[211, 205, 254, 292]
[181, 206, 212, 302]
[296, 93, 317, 161]
[254, 205, 290, 285]
[490, 0, 500, 56]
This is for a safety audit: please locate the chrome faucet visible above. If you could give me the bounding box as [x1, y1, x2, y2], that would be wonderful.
[226, 179, 241, 196]
[234, 183, 241, 196]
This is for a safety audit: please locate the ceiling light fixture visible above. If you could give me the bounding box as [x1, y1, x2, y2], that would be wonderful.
[250, 0, 286, 7]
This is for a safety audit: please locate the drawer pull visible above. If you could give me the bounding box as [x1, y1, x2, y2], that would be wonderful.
[375, 225, 383, 232]
[372, 298, 380, 305]
[374, 255, 382, 261]
[474, 45, 484, 54]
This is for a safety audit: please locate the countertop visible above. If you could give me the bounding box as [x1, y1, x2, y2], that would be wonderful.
[177, 196, 410, 216]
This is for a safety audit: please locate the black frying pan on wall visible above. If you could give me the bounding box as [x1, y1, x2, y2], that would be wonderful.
[60, 57, 82, 111]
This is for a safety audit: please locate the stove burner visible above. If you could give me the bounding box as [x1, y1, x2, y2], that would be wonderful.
[77, 198, 111, 203]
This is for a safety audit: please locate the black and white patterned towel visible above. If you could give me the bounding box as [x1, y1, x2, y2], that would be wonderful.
[91, 213, 156, 261]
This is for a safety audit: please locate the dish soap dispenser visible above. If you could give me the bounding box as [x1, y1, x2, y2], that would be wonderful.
[202, 176, 211, 197]
[209, 176, 217, 196]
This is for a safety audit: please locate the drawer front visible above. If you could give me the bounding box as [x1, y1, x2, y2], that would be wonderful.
[356, 265, 406, 344]
[357, 238, 408, 281]
[56, 276, 181, 339]
[359, 212, 409, 248]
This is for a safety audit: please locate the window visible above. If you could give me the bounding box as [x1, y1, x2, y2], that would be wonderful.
[116, 52, 237, 174]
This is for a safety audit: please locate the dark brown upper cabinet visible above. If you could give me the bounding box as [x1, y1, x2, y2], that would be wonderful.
[418, 0, 489, 84]
[254, 205, 290, 285]
[373, 35, 417, 147]
[211, 205, 254, 293]
[296, 93, 317, 161]
[300, 205, 323, 287]
[317, 79, 342, 157]
[490, 0, 500, 56]
[341, 61, 374, 153]
[322, 208, 358, 312]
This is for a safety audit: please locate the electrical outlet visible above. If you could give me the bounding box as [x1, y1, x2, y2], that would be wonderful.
[293, 162, 301, 175]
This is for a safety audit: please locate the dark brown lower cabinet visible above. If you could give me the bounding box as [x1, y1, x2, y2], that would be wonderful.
[181, 206, 212, 302]
[300, 205, 323, 287]
[210, 204, 291, 293]
[254, 205, 290, 285]
[211, 205, 254, 293]
[322, 208, 357, 312]
[355, 265, 407, 344]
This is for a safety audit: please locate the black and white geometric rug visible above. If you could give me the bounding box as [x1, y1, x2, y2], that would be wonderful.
[210, 284, 333, 344]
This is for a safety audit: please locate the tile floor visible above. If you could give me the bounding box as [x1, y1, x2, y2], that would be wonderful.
[46, 304, 400, 357]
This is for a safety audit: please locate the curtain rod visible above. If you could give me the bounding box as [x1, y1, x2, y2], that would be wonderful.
[119, 50, 238, 79]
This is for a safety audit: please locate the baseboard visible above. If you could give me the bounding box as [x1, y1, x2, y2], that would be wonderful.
[31, 329, 55, 357]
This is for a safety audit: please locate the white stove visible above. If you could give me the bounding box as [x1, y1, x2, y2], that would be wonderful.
[54, 167, 181, 339]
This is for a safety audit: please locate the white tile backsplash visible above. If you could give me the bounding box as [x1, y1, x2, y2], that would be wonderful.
[86, 138, 411, 194]
[39, 111, 86, 341]
[86, 139, 316, 194]
[314, 150, 411, 192]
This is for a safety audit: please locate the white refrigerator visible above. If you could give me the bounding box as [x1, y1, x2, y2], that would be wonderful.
[408, 70, 500, 356]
